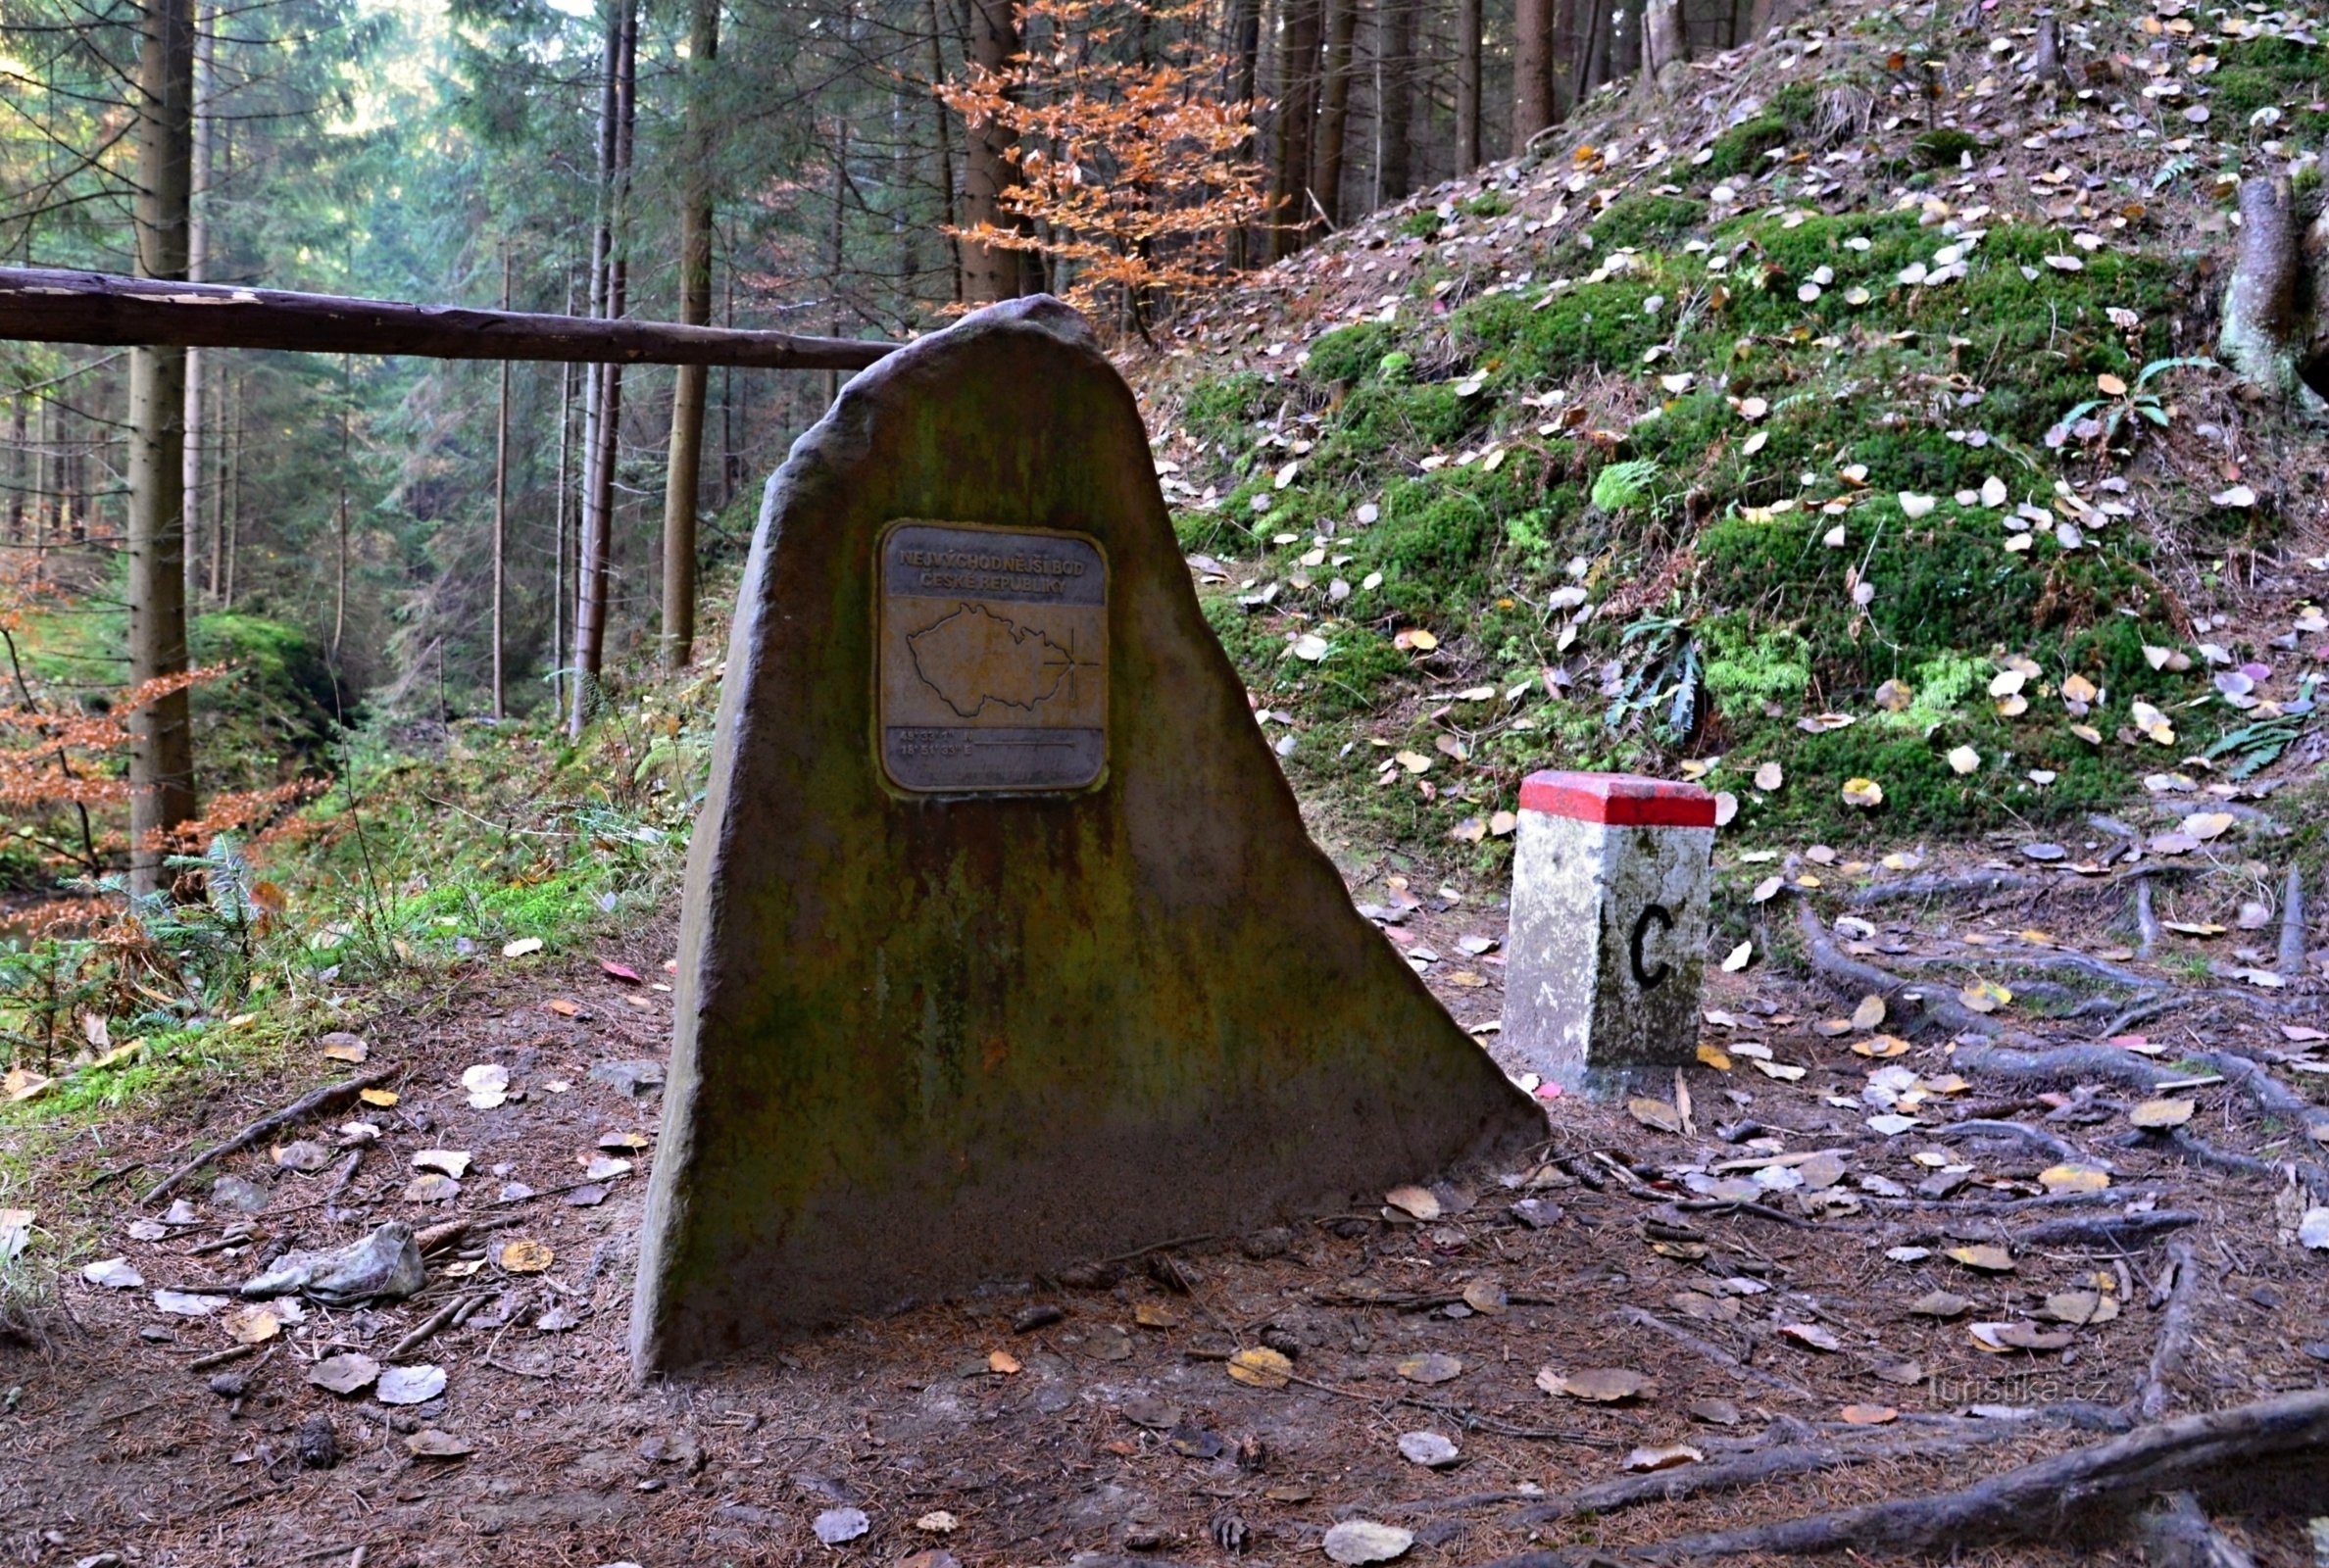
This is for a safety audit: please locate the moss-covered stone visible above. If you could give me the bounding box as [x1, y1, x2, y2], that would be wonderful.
[632, 298, 1541, 1371]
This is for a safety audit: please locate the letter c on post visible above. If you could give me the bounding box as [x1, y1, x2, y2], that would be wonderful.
[1629, 903, 1674, 990]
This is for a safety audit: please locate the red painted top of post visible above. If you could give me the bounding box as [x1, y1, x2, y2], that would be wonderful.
[1517, 771, 1717, 828]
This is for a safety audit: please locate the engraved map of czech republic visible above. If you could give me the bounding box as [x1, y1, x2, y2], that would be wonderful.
[877, 520, 1108, 794]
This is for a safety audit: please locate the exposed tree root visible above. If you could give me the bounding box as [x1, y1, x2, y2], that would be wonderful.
[1502, 1423, 2033, 1528]
[1933, 1118, 2099, 1168]
[2135, 1235, 2203, 1423]
[1472, 1390, 2329, 1562]
[1795, 901, 1998, 1036]
[2010, 1209, 2200, 1250]
[1610, 1305, 1814, 1401]
[2139, 1490, 2257, 1568]
[1846, 871, 2037, 907]
[1953, 1039, 2172, 1095]
[140, 1067, 397, 1205]
[2277, 866, 2308, 979]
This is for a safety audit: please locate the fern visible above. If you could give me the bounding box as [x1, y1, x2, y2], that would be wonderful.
[1591, 458, 1661, 514]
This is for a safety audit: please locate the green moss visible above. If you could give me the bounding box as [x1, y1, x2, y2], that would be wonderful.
[1311, 379, 1484, 473]
[1306, 321, 1394, 386]
[1462, 191, 1514, 219]
[1701, 618, 1811, 717]
[1400, 210, 1443, 240]
[1455, 273, 1669, 390]
[188, 612, 340, 787]
[1910, 127, 1982, 168]
[1701, 84, 1818, 179]
[1591, 194, 1708, 250]
[1180, 369, 1271, 446]
[2205, 36, 2329, 142]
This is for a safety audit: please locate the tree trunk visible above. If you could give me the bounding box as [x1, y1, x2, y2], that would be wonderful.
[1642, 0, 1687, 91]
[553, 345, 571, 715]
[1512, 0, 1555, 153]
[960, 0, 1025, 304]
[2218, 176, 2326, 413]
[129, 0, 199, 897]
[572, 0, 637, 741]
[6, 394, 23, 543]
[926, 0, 960, 304]
[1227, 0, 1263, 264]
[1271, 0, 1323, 255]
[1375, 0, 1414, 201]
[180, 3, 211, 607]
[1312, 0, 1358, 225]
[1456, 0, 1482, 171]
[661, 0, 718, 673]
[492, 251, 511, 717]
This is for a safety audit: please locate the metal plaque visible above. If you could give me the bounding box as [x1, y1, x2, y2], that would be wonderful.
[877, 520, 1107, 794]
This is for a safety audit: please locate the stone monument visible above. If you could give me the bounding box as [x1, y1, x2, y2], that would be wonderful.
[1501, 770, 1715, 1095]
[629, 297, 1542, 1373]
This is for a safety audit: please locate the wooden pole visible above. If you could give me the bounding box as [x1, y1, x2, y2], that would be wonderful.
[0, 266, 894, 371]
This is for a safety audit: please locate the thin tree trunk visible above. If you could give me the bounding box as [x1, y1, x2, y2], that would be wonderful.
[180, 3, 210, 606]
[553, 345, 571, 714]
[1375, 0, 1414, 201]
[129, 0, 199, 897]
[206, 369, 228, 602]
[1456, 0, 1482, 171]
[333, 359, 349, 659]
[1271, 0, 1322, 256]
[1513, 0, 1554, 151]
[926, 0, 960, 305]
[1312, 0, 1357, 225]
[6, 394, 23, 542]
[960, 0, 1025, 303]
[572, 0, 637, 740]
[825, 120, 850, 406]
[492, 249, 511, 717]
[661, 0, 718, 673]
[1226, 0, 1263, 266]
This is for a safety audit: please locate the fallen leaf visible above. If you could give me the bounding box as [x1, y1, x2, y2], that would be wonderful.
[1227, 1347, 1293, 1388]
[81, 1256, 142, 1290]
[310, 1353, 381, 1395]
[1778, 1322, 1840, 1351]
[1969, 1321, 2073, 1353]
[1851, 995, 1887, 1030]
[1540, 1366, 1654, 1402]
[375, 1364, 447, 1404]
[1627, 1097, 1683, 1133]
[2131, 1099, 2197, 1129]
[1622, 1443, 1703, 1472]
[461, 1063, 510, 1110]
[1384, 1184, 1440, 1221]
[498, 1239, 555, 1274]
[815, 1507, 871, 1545]
[404, 1429, 474, 1459]
[317, 1033, 369, 1063]
[1398, 1431, 1461, 1468]
[1946, 1244, 2015, 1273]
[1720, 941, 1753, 973]
[1396, 1351, 1463, 1385]
[2039, 1164, 2110, 1194]
[1842, 777, 1885, 808]
[500, 937, 544, 958]
[1322, 1520, 1413, 1565]
[2043, 1290, 2121, 1326]
[412, 1150, 471, 1178]
[1841, 1404, 1899, 1425]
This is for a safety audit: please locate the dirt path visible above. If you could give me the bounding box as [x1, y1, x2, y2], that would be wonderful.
[4, 858, 2326, 1568]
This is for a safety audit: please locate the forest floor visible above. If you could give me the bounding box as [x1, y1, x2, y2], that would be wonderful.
[5, 833, 2328, 1568]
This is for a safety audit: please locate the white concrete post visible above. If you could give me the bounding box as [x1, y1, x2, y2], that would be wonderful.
[1502, 770, 1715, 1096]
